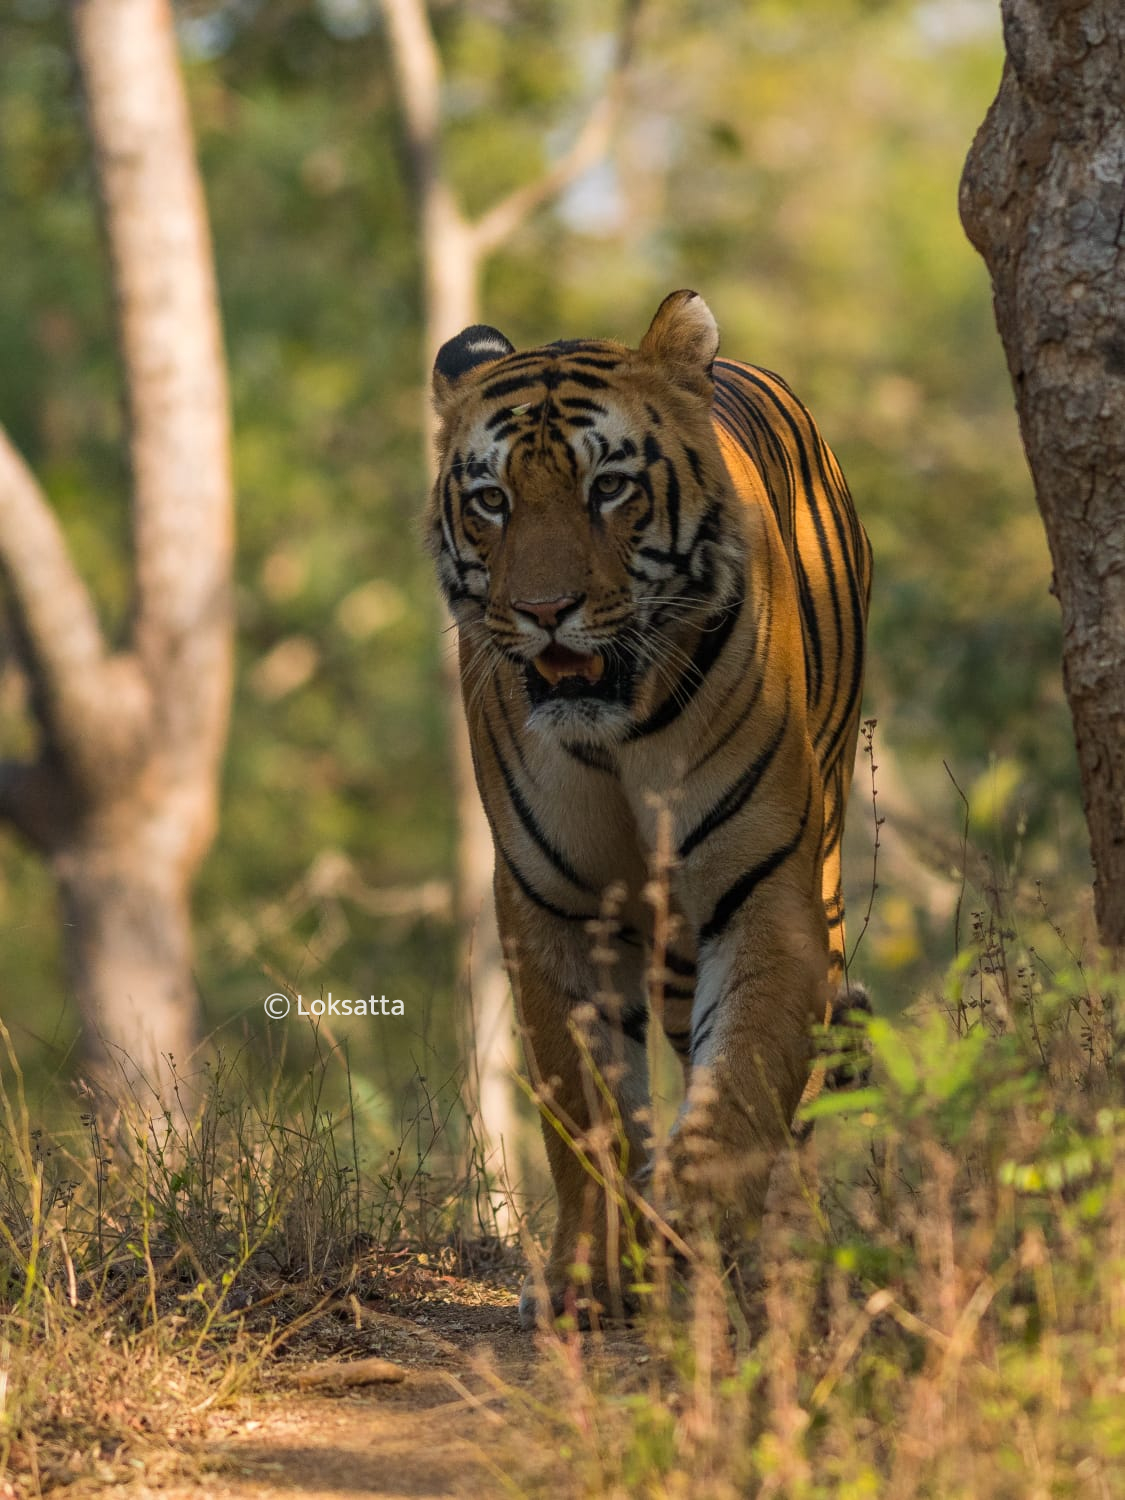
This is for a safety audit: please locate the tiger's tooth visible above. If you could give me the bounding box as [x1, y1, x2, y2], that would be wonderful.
[534, 655, 563, 685]
[533, 649, 604, 686]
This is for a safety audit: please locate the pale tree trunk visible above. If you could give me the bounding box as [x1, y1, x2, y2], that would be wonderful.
[960, 0, 1125, 953]
[423, 190, 517, 1223]
[380, 0, 640, 1228]
[0, 0, 232, 1098]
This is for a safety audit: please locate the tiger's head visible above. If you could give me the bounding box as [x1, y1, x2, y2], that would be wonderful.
[428, 291, 745, 743]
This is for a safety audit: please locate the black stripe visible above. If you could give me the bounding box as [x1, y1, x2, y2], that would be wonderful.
[663, 950, 696, 978]
[441, 468, 460, 559]
[678, 697, 789, 860]
[686, 660, 766, 774]
[628, 587, 744, 740]
[564, 741, 617, 774]
[687, 567, 773, 777]
[636, 544, 679, 567]
[481, 373, 542, 401]
[484, 717, 594, 893]
[795, 555, 824, 706]
[496, 837, 595, 925]
[643, 432, 679, 552]
[554, 368, 611, 391]
[621, 1005, 649, 1045]
[494, 681, 532, 779]
[699, 783, 814, 945]
[560, 396, 609, 415]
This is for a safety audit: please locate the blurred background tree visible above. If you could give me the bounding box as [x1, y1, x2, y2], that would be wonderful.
[380, 0, 641, 1204]
[0, 0, 233, 1095]
[0, 0, 1087, 1143]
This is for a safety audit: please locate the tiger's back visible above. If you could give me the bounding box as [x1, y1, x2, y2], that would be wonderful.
[711, 359, 872, 989]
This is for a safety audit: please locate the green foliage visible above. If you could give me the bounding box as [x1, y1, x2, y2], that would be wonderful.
[0, 0, 1092, 1076]
[1, 13, 1120, 1492]
[532, 943, 1123, 1498]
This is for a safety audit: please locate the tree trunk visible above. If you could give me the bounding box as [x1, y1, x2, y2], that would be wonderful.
[959, 0, 1125, 950]
[424, 198, 522, 1233]
[53, 836, 199, 1093]
[0, 0, 232, 1093]
[380, 0, 640, 1222]
[380, 0, 522, 1224]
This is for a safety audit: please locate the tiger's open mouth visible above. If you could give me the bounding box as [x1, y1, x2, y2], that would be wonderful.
[525, 643, 633, 708]
[533, 643, 605, 687]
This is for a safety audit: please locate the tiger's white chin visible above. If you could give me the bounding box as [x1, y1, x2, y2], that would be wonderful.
[526, 696, 633, 744]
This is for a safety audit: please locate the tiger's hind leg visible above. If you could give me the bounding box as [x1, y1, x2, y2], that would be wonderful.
[796, 742, 873, 1128]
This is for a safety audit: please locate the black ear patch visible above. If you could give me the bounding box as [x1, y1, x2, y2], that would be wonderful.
[434, 325, 516, 385]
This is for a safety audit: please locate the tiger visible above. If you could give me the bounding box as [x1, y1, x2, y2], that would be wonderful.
[428, 290, 872, 1327]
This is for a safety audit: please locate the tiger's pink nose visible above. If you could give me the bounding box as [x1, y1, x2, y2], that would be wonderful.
[512, 595, 582, 629]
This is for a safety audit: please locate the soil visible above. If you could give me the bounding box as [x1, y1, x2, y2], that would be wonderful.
[61, 1255, 647, 1500]
[168, 1300, 542, 1500]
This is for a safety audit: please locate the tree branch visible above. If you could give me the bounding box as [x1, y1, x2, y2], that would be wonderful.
[0, 428, 107, 703]
[470, 0, 643, 258]
[380, 0, 481, 363]
[380, 0, 444, 200]
[381, 0, 642, 291]
[0, 426, 151, 793]
[71, 0, 233, 679]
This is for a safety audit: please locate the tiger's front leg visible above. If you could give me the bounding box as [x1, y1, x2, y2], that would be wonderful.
[664, 781, 829, 1238]
[494, 866, 652, 1329]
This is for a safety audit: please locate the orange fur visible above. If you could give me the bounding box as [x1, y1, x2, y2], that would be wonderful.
[429, 293, 872, 1325]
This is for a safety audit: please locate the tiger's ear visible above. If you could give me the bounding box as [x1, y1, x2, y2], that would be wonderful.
[432, 325, 516, 417]
[639, 290, 719, 396]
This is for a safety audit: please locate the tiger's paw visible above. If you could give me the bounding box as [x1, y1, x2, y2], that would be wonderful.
[517, 1271, 636, 1331]
[825, 983, 873, 1090]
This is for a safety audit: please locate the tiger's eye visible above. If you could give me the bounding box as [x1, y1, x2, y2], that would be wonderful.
[473, 486, 507, 514]
[593, 473, 630, 503]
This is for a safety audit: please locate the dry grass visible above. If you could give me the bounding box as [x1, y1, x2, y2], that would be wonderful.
[513, 869, 1125, 1500]
[0, 1022, 499, 1495]
[1, 869, 1123, 1499]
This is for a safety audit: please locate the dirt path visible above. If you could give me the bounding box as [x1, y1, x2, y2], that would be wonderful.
[185, 1302, 532, 1500]
[113, 1283, 640, 1500]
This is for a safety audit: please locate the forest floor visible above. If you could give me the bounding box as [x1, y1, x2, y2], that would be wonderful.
[37, 1256, 645, 1500]
[145, 1297, 548, 1500]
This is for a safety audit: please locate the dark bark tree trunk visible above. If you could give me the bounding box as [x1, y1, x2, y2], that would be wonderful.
[959, 0, 1125, 951]
[0, 0, 232, 1093]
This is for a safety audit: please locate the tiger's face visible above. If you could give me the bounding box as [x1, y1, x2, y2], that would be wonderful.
[428, 292, 745, 743]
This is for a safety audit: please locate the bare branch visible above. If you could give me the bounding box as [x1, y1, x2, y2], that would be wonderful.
[71, 0, 233, 677]
[470, 0, 643, 258]
[380, 0, 444, 199]
[380, 0, 480, 361]
[0, 426, 151, 789]
[0, 428, 107, 701]
[380, 0, 643, 347]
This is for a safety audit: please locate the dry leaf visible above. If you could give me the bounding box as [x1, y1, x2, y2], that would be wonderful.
[290, 1358, 407, 1390]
